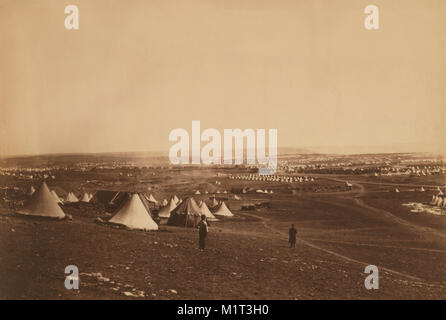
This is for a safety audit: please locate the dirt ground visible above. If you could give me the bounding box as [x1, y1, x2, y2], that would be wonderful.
[1, 171, 446, 299]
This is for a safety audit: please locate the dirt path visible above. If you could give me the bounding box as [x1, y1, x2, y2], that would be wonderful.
[236, 176, 446, 289]
[303, 238, 446, 254]
[322, 177, 446, 239]
[240, 211, 432, 284]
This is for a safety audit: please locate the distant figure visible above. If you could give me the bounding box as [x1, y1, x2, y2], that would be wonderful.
[289, 224, 297, 248]
[197, 215, 209, 250]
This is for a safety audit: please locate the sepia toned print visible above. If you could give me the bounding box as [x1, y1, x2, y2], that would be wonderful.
[0, 0, 445, 300]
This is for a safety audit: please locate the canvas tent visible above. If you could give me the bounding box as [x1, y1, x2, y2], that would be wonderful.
[27, 186, 36, 195]
[109, 194, 158, 231]
[431, 195, 437, 205]
[210, 197, 219, 208]
[90, 190, 128, 211]
[212, 201, 234, 217]
[199, 202, 218, 221]
[167, 197, 202, 227]
[80, 192, 90, 203]
[158, 197, 178, 219]
[146, 194, 158, 204]
[173, 195, 180, 204]
[17, 182, 65, 219]
[65, 192, 79, 203]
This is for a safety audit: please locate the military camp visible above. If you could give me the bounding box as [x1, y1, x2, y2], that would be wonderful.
[1, 152, 446, 300]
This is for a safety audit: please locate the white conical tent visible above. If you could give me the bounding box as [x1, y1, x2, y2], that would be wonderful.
[199, 202, 218, 221]
[173, 195, 180, 204]
[80, 192, 90, 202]
[234, 195, 241, 200]
[109, 194, 158, 231]
[210, 197, 219, 207]
[27, 186, 35, 195]
[147, 194, 158, 204]
[17, 182, 65, 219]
[158, 197, 178, 218]
[65, 192, 79, 203]
[195, 190, 201, 194]
[431, 195, 437, 205]
[213, 201, 234, 217]
[51, 190, 62, 203]
[420, 187, 425, 192]
[395, 188, 400, 193]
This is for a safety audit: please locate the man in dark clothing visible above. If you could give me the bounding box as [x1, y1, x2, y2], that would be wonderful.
[289, 224, 297, 248]
[197, 215, 208, 250]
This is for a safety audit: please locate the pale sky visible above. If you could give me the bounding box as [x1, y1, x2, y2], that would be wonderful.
[1, 0, 445, 156]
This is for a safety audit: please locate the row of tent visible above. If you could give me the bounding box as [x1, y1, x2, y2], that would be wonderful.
[230, 174, 315, 183]
[194, 190, 230, 195]
[395, 187, 444, 193]
[27, 185, 94, 204]
[28, 184, 247, 206]
[165, 197, 233, 227]
[16, 182, 234, 231]
[157, 196, 234, 222]
[430, 195, 446, 208]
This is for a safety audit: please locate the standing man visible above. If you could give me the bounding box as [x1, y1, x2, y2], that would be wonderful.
[197, 215, 208, 250]
[289, 224, 297, 248]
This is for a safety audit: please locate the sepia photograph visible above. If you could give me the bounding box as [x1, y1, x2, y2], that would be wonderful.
[0, 0, 445, 305]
